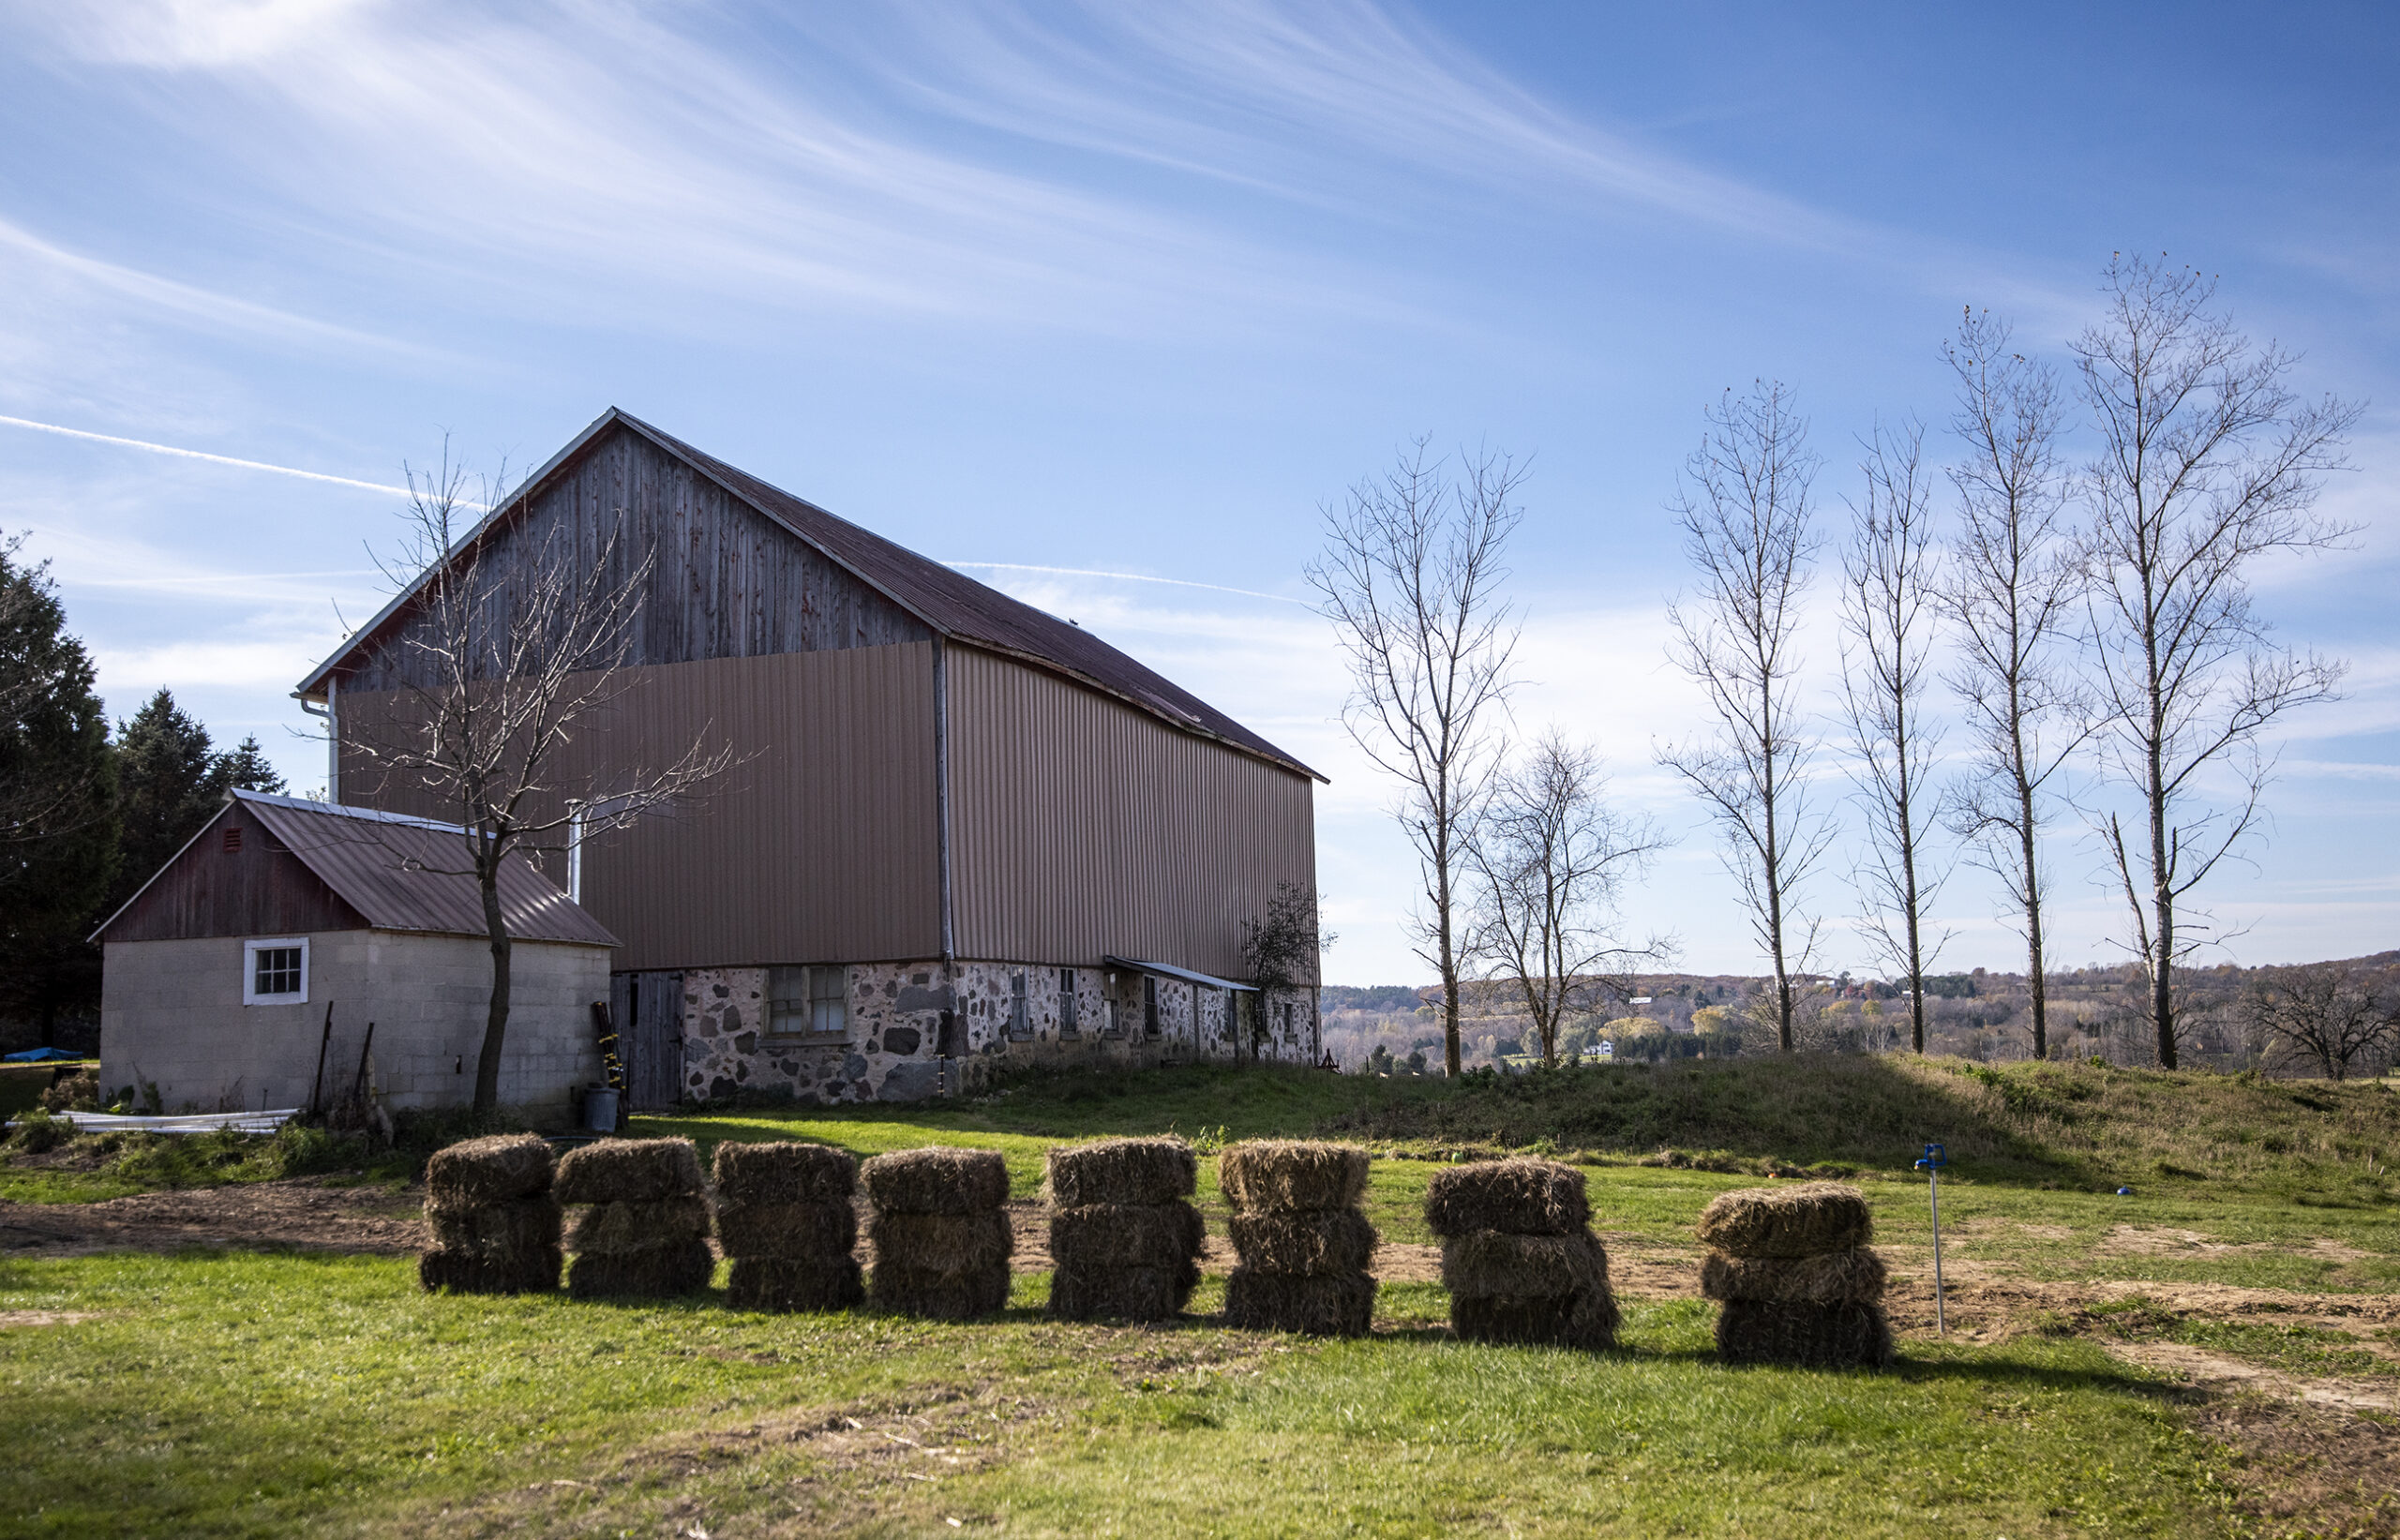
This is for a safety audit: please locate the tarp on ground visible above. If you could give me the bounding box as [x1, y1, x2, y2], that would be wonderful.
[2, 1047, 83, 1064]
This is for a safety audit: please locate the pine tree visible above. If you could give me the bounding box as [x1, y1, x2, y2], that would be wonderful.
[218, 735, 288, 797]
[112, 690, 223, 899]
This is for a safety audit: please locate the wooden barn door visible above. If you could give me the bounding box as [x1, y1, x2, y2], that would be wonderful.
[619, 971, 684, 1112]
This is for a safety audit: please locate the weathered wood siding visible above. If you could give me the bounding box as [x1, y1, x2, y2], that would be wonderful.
[100, 802, 366, 943]
[944, 646, 1317, 981]
[338, 425, 930, 693]
[338, 643, 943, 971]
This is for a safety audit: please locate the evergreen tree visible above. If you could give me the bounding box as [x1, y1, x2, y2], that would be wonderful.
[218, 734, 288, 797]
[112, 690, 222, 900]
[0, 545, 117, 1042]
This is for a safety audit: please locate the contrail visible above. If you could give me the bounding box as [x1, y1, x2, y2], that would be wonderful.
[0, 413, 420, 500]
[945, 560, 1305, 606]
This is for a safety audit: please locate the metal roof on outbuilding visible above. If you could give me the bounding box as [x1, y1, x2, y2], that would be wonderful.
[295, 408, 1322, 781]
[92, 790, 618, 949]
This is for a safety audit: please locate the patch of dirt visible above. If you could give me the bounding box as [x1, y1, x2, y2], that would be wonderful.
[2191, 1393, 2400, 1539]
[2109, 1340, 2398, 1413]
[0, 1177, 425, 1257]
[0, 1309, 99, 1327]
[2099, 1224, 2249, 1256]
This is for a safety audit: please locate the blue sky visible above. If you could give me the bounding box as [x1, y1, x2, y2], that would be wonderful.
[2, 1, 2392, 984]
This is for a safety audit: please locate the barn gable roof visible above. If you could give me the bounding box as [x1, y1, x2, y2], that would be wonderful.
[296, 409, 1323, 781]
[92, 791, 618, 948]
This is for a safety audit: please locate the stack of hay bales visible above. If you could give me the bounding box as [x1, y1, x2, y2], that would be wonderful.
[418, 1133, 562, 1293]
[1698, 1182, 1893, 1368]
[555, 1137, 715, 1299]
[712, 1141, 864, 1312]
[1219, 1141, 1378, 1337]
[862, 1146, 1013, 1319]
[1043, 1137, 1206, 1322]
[1424, 1158, 1617, 1350]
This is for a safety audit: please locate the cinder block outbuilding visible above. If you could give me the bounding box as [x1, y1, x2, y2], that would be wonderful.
[91, 789, 616, 1121]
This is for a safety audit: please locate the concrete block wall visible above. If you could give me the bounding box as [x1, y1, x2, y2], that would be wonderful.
[101, 932, 610, 1123]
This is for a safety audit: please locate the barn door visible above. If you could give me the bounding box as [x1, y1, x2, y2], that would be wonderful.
[622, 971, 684, 1112]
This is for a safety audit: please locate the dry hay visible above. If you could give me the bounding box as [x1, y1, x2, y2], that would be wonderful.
[1701, 1248, 1886, 1306]
[1439, 1230, 1611, 1300]
[566, 1239, 716, 1298]
[1695, 1183, 1872, 1259]
[1450, 1288, 1620, 1351]
[711, 1140, 857, 1206]
[869, 1262, 1012, 1320]
[423, 1134, 554, 1204]
[1049, 1261, 1201, 1323]
[1423, 1159, 1590, 1238]
[860, 1146, 1010, 1216]
[553, 1138, 705, 1204]
[725, 1256, 865, 1313]
[423, 1195, 562, 1259]
[868, 1207, 1013, 1272]
[1225, 1210, 1379, 1278]
[417, 1244, 562, 1294]
[1222, 1267, 1376, 1337]
[1217, 1142, 1370, 1215]
[1714, 1298, 1894, 1368]
[567, 1197, 712, 1257]
[1043, 1137, 1197, 1207]
[1047, 1201, 1205, 1273]
[714, 1200, 857, 1262]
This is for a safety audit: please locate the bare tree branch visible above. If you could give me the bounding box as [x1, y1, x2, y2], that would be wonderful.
[1657, 381, 1833, 1052]
[1306, 439, 1522, 1077]
[2074, 255, 2361, 1069]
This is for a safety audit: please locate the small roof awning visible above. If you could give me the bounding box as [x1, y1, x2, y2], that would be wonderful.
[1102, 955, 1258, 993]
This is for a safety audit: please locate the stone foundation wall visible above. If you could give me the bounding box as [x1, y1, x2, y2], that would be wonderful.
[677, 958, 1322, 1105]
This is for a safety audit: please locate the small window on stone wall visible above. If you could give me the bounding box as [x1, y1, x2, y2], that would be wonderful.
[1008, 971, 1031, 1039]
[1144, 976, 1160, 1037]
[768, 965, 849, 1039]
[1058, 968, 1079, 1039]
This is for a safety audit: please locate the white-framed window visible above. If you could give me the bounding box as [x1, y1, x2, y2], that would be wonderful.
[243, 937, 309, 1006]
[768, 965, 850, 1040]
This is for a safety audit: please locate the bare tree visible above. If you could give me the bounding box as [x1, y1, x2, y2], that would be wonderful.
[2242, 963, 2398, 1082]
[343, 451, 731, 1114]
[1658, 382, 1833, 1052]
[1837, 418, 1948, 1053]
[1239, 879, 1336, 1058]
[1939, 309, 2088, 1060]
[1464, 731, 1672, 1067]
[2076, 256, 2361, 1069]
[1308, 441, 1522, 1077]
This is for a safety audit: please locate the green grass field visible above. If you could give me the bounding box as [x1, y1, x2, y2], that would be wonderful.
[1, 1056, 2392, 1537]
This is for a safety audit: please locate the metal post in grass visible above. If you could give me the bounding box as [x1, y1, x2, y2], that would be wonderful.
[1913, 1142, 1947, 1334]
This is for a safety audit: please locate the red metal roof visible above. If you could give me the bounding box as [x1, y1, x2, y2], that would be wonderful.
[233, 791, 616, 947]
[297, 409, 1321, 781]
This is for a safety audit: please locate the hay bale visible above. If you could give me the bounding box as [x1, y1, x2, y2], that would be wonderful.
[714, 1200, 857, 1262]
[1450, 1288, 1620, 1351]
[1701, 1248, 1886, 1306]
[1047, 1202, 1205, 1273]
[1715, 1298, 1894, 1368]
[1224, 1210, 1379, 1278]
[567, 1197, 712, 1257]
[554, 1137, 705, 1204]
[867, 1208, 1012, 1272]
[1423, 1159, 1590, 1238]
[861, 1146, 1010, 1215]
[1438, 1230, 1610, 1300]
[1217, 1142, 1370, 1214]
[869, 1262, 1012, 1320]
[565, 1239, 717, 1298]
[1222, 1267, 1375, 1337]
[1048, 1261, 1200, 1323]
[424, 1195, 562, 1259]
[711, 1140, 856, 1206]
[1695, 1183, 1872, 1259]
[417, 1244, 562, 1294]
[424, 1133, 554, 1204]
[725, 1256, 864, 1313]
[1043, 1138, 1197, 1207]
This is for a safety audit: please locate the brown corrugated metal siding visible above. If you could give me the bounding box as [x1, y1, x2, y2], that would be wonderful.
[336, 642, 942, 971]
[945, 645, 1316, 981]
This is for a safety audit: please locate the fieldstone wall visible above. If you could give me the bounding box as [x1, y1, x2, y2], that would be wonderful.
[679, 958, 1323, 1105]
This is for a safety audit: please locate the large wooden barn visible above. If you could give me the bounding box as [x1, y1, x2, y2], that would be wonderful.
[296, 409, 1325, 1107]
